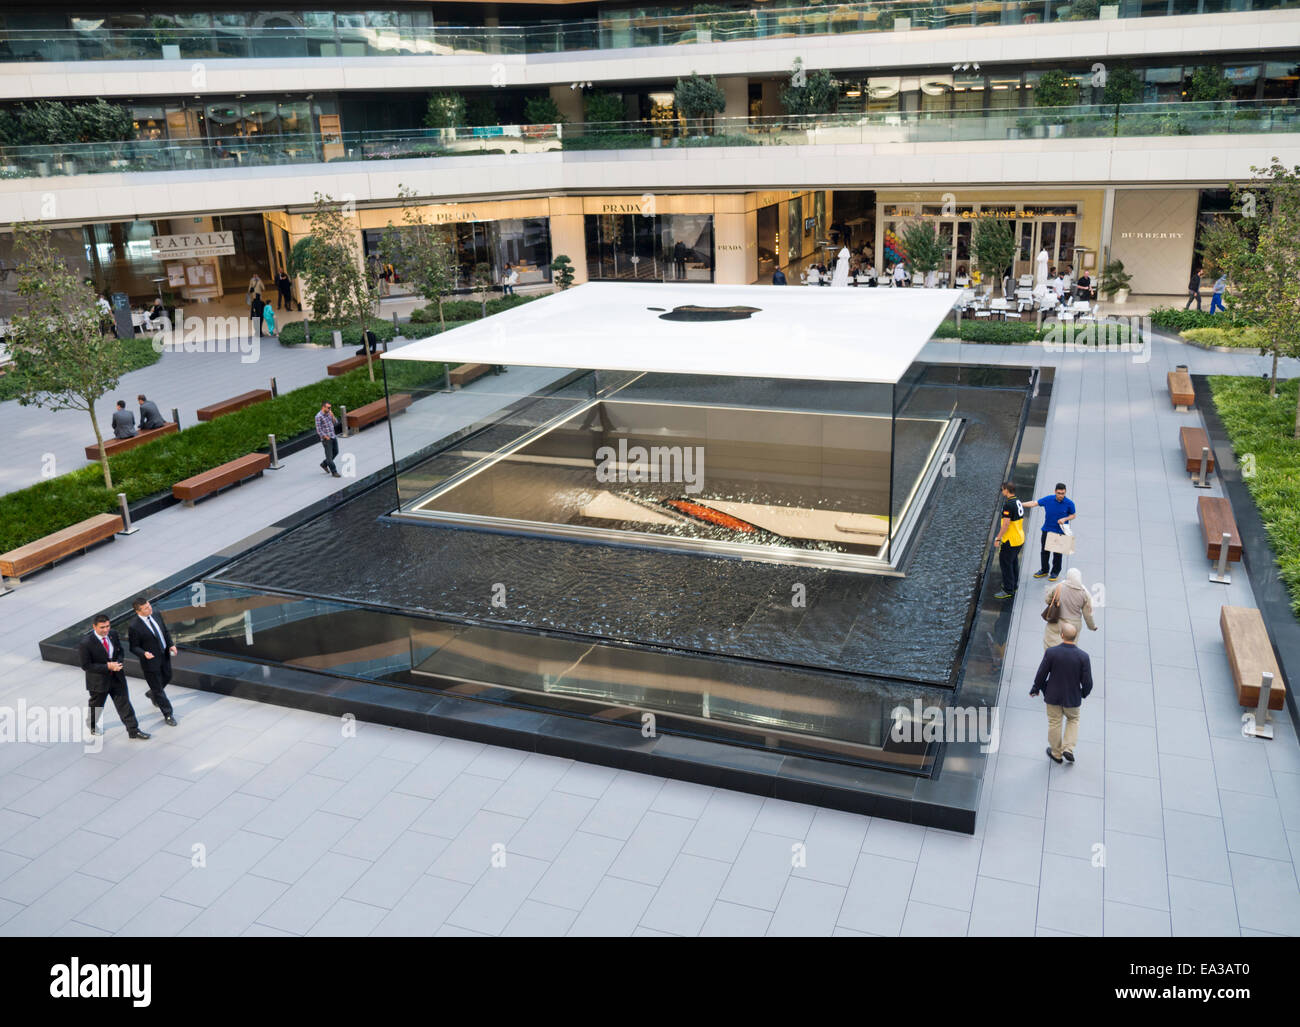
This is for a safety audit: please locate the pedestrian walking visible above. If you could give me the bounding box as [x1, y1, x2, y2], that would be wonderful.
[1029, 621, 1093, 764]
[772, 268, 787, 285]
[502, 263, 519, 296]
[126, 597, 179, 726]
[1026, 481, 1077, 581]
[250, 292, 265, 338]
[262, 300, 277, 338]
[1209, 273, 1227, 315]
[316, 401, 341, 478]
[78, 614, 150, 740]
[247, 273, 264, 309]
[993, 482, 1026, 600]
[1041, 568, 1098, 650]
[1184, 266, 1203, 311]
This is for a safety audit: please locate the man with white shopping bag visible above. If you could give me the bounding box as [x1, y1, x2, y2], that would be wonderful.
[1026, 482, 1077, 582]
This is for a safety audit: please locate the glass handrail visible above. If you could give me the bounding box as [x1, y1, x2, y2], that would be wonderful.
[0, 0, 1282, 62]
[0, 101, 1292, 179]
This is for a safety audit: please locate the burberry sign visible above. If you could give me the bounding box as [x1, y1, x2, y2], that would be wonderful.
[149, 232, 236, 259]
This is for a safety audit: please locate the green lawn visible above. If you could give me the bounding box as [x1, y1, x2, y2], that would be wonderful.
[1210, 376, 1300, 615]
[0, 335, 161, 403]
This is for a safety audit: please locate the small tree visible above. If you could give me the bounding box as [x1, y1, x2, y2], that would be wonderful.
[378, 185, 460, 331]
[971, 218, 1018, 297]
[1099, 259, 1132, 300]
[1188, 66, 1234, 103]
[523, 95, 564, 126]
[300, 193, 382, 381]
[8, 223, 127, 489]
[425, 92, 466, 129]
[550, 255, 576, 290]
[1202, 159, 1300, 432]
[1100, 66, 1142, 137]
[465, 94, 498, 127]
[897, 221, 946, 284]
[471, 262, 493, 319]
[584, 92, 625, 123]
[780, 58, 839, 116]
[674, 72, 726, 135]
[1035, 69, 1080, 109]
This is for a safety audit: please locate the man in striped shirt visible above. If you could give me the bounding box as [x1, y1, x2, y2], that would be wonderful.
[316, 401, 341, 478]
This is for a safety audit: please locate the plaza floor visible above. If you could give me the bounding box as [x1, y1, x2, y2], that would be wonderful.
[0, 324, 1297, 936]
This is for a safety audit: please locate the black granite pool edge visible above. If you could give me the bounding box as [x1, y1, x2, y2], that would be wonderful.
[38, 363, 1049, 834]
[1194, 373, 1300, 734]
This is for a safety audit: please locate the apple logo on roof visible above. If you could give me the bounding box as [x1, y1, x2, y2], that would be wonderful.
[649, 305, 761, 322]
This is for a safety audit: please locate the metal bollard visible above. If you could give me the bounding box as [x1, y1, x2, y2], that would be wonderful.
[392, 311, 400, 336]
[338, 404, 349, 437]
[303, 319, 310, 344]
[1243, 671, 1275, 739]
[442, 365, 452, 393]
[267, 433, 283, 470]
[1036, 308, 1043, 331]
[270, 376, 278, 398]
[332, 330, 342, 349]
[116, 492, 139, 536]
[1210, 530, 1232, 584]
[171, 407, 181, 430]
[1194, 446, 1213, 488]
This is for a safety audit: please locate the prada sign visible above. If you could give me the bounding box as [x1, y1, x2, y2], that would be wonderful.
[149, 231, 235, 259]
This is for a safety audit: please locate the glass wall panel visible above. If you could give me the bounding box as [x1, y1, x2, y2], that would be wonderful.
[584, 214, 714, 282]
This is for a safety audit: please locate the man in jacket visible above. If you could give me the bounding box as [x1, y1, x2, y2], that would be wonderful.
[111, 400, 136, 439]
[1030, 622, 1093, 763]
[78, 614, 150, 739]
[137, 394, 167, 430]
[1209, 273, 1228, 315]
[126, 597, 178, 726]
[1184, 266, 1203, 311]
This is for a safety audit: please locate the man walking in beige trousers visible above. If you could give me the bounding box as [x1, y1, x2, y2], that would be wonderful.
[1029, 621, 1094, 764]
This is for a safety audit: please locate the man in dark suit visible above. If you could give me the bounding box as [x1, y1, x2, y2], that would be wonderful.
[126, 597, 178, 726]
[111, 400, 136, 439]
[137, 394, 167, 430]
[78, 614, 150, 739]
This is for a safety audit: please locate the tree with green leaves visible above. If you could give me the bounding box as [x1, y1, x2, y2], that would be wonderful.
[1188, 66, 1234, 103]
[898, 221, 947, 284]
[1199, 159, 1300, 433]
[584, 91, 625, 123]
[780, 58, 839, 116]
[425, 92, 466, 129]
[1100, 66, 1142, 137]
[523, 95, 565, 125]
[970, 218, 1017, 297]
[465, 94, 498, 127]
[7, 223, 129, 489]
[550, 255, 576, 290]
[300, 193, 382, 382]
[378, 185, 460, 332]
[471, 262, 493, 319]
[1034, 69, 1080, 108]
[674, 72, 726, 134]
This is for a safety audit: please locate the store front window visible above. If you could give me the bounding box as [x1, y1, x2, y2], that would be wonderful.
[364, 217, 552, 292]
[583, 214, 714, 282]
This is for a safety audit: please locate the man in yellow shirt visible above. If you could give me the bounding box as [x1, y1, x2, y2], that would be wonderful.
[993, 482, 1026, 600]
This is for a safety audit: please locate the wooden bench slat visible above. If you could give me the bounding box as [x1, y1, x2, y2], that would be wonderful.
[0, 513, 123, 580]
[345, 393, 412, 431]
[85, 421, 178, 461]
[196, 389, 272, 421]
[173, 453, 271, 504]
[1179, 426, 1215, 473]
[1197, 496, 1242, 562]
[1167, 369, 1194, 410]
[449, 363, 491, 388]
[1220, 605, 1286, 710]
[327, 353, 371, 377]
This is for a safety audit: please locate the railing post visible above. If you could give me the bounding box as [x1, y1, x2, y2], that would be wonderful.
[1243, 671, 1275, 739]
[267, 434, 283, 470]
[1194, 445, 1213, 488]
[116, 492, 139, 536]
[270, 376, 278, 398]
[1210, 530, 1232, 584]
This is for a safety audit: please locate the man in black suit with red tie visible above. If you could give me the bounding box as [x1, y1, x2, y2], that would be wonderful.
[77, 613, 150, 740]
[126, 596, 178, 726]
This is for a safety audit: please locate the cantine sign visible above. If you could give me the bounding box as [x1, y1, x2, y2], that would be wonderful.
[149, 232, 235, 259]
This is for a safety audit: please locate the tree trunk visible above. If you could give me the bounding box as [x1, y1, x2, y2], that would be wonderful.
[437, 297, 446, 331]
[89, 405, 113, 490]
[1271, 349, 1278, 398]
[1295, 382, 1300, 440]
[362, 314, 374, 383]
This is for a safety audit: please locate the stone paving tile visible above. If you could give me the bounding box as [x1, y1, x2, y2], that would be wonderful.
[969, 877, 1038, 936]
[767, 877, 844, 937]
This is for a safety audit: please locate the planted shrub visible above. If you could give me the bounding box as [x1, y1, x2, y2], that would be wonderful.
[278, 317, 396, 347]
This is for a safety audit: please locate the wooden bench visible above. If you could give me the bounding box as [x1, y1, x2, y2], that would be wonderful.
[1197, 495, 1242, 563]
[449, 363, 492, 388]
[346, 392, 412, 432]
[327, 351, 383, 376]
[1168, 368, 1194, 411]
[172, 453, 271, 507]
[1179, 426, 1215, 474]
[0, 513, 123, 585]
[196, 389, 272, 422]
[1220, 605, 1286, 711]
[85, 421, 178, 461]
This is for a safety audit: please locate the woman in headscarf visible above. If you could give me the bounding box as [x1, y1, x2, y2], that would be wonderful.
[1043, 567, 1098, 650]
[261, 298, 276, 338]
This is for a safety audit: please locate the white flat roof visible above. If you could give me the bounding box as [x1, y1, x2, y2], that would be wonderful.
[385, 282, 958, 385]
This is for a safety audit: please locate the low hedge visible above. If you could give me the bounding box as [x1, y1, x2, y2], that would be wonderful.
[278, 317, 397, 347]
[1181, 326, 1266, 350]
[0, 360, 447, 554]
[1148, 307, 1255, 333]
[1210, 376, 1300, 615]
[0, 335, 161, 403]
[409, 293, 538, 324]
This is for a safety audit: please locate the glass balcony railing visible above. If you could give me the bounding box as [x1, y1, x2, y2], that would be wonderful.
[0, 101, 1292, 179]
[0, 0, 1287, 62]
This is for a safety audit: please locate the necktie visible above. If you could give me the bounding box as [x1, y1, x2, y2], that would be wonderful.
[147, 617, 164, 647]
[101, 635, 111, 657]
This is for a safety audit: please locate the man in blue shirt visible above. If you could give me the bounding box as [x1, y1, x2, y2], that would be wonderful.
[1026, 481, 1076, 581]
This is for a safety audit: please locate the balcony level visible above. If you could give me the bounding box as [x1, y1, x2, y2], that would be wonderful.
[2, 104, 1296, 226]
[0, 8, 1295, 100]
